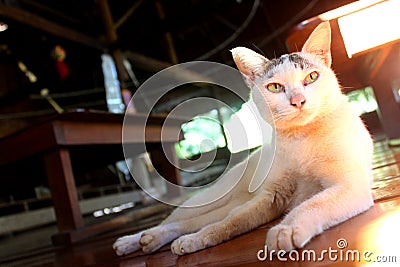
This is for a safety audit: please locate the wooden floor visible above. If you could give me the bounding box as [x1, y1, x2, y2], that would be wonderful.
[1, 138, 400, 267]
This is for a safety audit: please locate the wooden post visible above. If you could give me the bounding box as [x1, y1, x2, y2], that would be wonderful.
[44, 149, 84, 232]
[97, 0, 117, 44]
[154, 0, 179, 64]
[149, 142, 182, 198]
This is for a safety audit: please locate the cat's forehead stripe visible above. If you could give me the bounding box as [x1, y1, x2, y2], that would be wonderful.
[264, 53, 313, 79]
[288, 54, 313, 69]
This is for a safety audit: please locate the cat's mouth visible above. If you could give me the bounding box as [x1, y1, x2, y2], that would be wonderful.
[274, 107, 313, 126]
[286, 107, 307, 117]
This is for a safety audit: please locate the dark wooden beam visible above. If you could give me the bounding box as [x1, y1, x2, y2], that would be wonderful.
[154, 0, 179, 64]
[0, 3, 104, 49]
[97, 0, 117, 44]
[124, 50, 214, 83]
[368, 46, 394, 82]
[114, 0, 144, 30]
[19, 0, 81, 25]
[124, 50, 172, 73]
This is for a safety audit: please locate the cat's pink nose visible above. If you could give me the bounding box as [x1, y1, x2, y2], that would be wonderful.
[290, 94, 306, 109]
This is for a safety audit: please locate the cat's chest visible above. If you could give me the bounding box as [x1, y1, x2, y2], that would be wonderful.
[275, 135, 327, 171]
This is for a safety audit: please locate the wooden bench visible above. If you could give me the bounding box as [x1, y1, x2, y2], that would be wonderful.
[0, 110, 184, 245]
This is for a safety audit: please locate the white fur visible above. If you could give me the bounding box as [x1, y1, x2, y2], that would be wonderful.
[113, 22, 373, 256]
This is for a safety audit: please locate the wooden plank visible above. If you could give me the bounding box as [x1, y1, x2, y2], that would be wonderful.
[52, 120, 181, 145]
[54, 121, 124, 145]
[0, 112, 185, 163]
[0, 122, 57, 165]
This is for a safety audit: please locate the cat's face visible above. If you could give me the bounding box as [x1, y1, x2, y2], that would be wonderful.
[232, 22, 343, 131]
[250, 51, 342, 130]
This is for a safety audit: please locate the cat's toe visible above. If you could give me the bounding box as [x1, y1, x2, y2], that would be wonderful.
[139, 231, 161, 253]
[171, 238, 185, 255]
[139, 233, 154, 246]
[265, 226, 279, 251]
[291, 225, 314, 249]
[171, 235, 202, 255]
[113, 234, 142, 256]
[137, 224, 184, 253]
[266, 224, 314, 252]
[266, 225, 294, 251]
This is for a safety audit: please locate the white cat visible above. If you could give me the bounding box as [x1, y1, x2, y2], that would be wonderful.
[113, 22, 373, 256]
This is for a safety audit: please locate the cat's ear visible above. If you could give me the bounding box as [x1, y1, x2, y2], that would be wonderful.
[231, 47, 268, 81]
[301, 22, 332, 67]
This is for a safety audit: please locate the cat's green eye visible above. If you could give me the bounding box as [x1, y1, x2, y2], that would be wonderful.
[304, 71, 319, 85]
[266, 83, 284, 93]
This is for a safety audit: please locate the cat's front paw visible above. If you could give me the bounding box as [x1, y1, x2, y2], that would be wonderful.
[171, 234, 204, 255]
[139, 225, 181, 253]
[266, 224, 315, 252]
[139, 229, 166, 253]
[113, 233, 142, 256]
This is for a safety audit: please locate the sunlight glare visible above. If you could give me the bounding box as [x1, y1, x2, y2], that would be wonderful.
[337, 0, 400, 58]
[223, 103, 266, 153]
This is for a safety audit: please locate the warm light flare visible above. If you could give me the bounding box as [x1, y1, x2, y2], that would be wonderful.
[337, 0, 400, 58]
[318, 0, 384, 21]
[357, 205, 400, 266]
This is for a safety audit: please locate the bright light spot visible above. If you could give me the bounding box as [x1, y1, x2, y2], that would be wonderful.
[17, 61, 38, 83]
[338, 0, 400, 57]
[357, 206, 400, 266]
[0, 22, 7, 32]
[185, 132, 206, 146]
[223, 103, 265, 153]
[318, 0, 383, 21]
[93, 210, 104, 217]
[112, 207, 122, 213]
[347, 86, 378, 116]
[92, 202, 135, 218]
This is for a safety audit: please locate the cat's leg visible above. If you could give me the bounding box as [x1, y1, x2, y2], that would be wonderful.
[113, 205, 225, 256]
[139, 200, 245, 253]
[170, 190, 285, 255]
[114, 149, 263, 256]
[113, 191, 247, 256]
[160, 188, 232, 225]
[266, 181, 373, 251]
